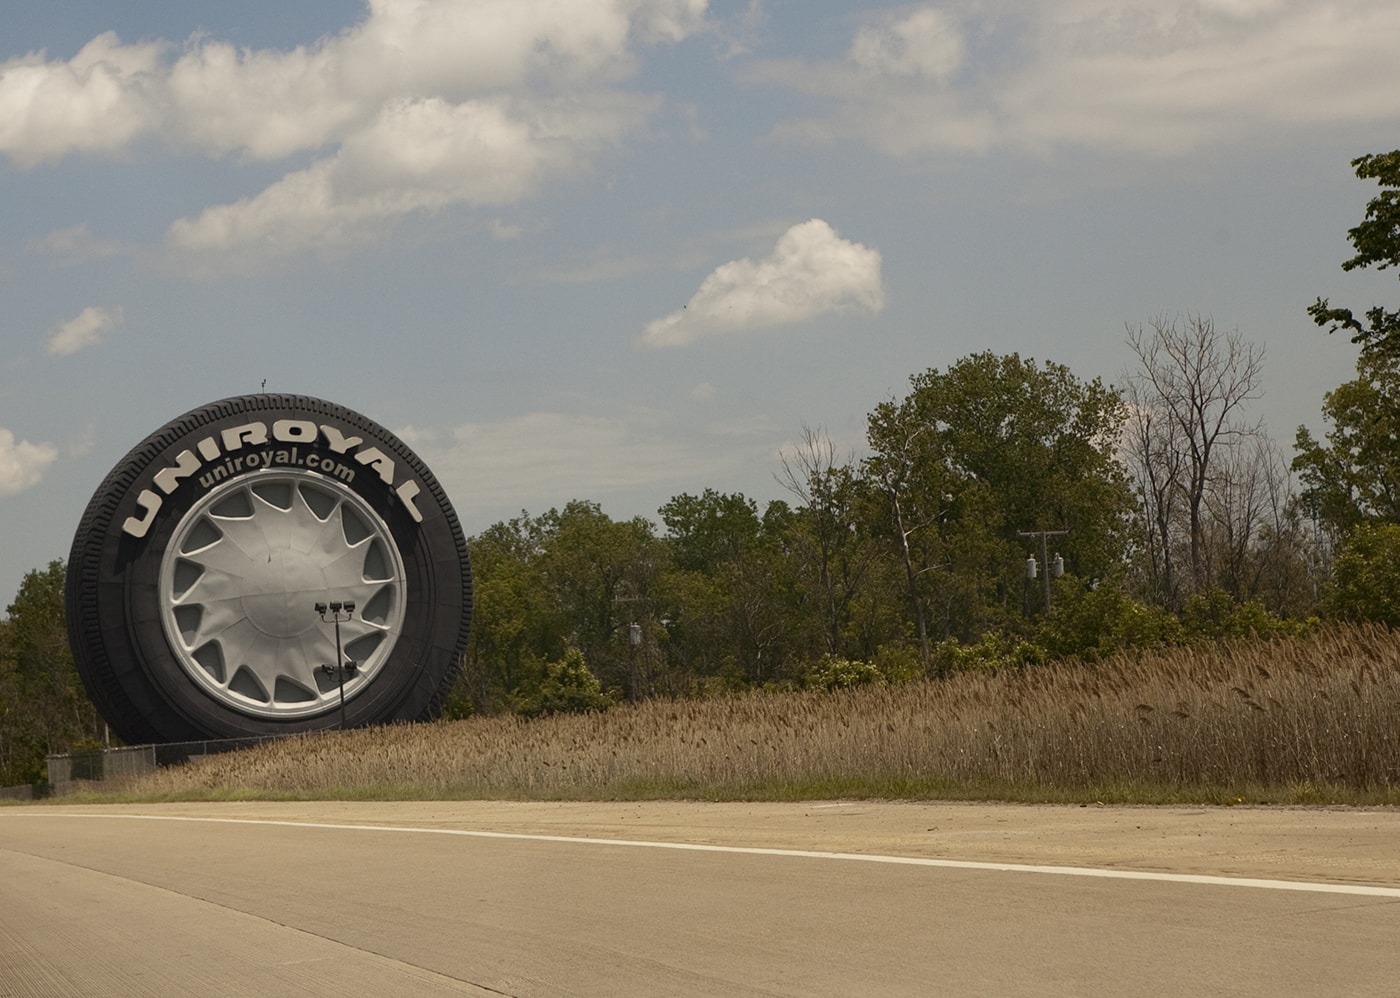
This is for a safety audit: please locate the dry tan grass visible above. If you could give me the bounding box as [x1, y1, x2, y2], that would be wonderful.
[123, 624, 1400, 802]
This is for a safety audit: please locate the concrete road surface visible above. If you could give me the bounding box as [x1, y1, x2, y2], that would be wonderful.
[2, 801, 1398, 996]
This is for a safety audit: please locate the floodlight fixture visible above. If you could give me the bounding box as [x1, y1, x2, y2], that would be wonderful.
[314, 599, 358, 729]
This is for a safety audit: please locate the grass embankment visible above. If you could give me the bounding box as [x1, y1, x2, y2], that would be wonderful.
[84, 624, 1400, 805]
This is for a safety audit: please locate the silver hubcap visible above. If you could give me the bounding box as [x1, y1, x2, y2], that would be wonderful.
[159, 470, 406, 719]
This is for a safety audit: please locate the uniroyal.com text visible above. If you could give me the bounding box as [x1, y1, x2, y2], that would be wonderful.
[197, 446, 355, 486]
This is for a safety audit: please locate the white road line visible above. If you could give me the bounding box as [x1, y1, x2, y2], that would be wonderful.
[11, 811, 1400, 899]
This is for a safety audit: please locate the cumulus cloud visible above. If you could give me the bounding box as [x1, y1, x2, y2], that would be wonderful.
[0, 1, 708, 259]
[0, 428, 58, 496]
[46, 305, 122, 357]
[160, 2, 656, 162]
[168, 93, 653, 256]
[754, 0, 1400, 159]
[640, 219, 884, 348]
[0, 33, 164, 168]
[1, 1, 706, 164]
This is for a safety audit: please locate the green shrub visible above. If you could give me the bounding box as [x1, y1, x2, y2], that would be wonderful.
[933, 632, 1047, 673]
[802, 654, 884, 691]
[513, 648, 616, 717]
[1181, 588, 1309, 642]
[1038, 581, 1181, 661]
[871, 643, 924, 684]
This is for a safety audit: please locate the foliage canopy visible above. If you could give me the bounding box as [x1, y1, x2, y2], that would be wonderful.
[1308, 151, 1400, 358]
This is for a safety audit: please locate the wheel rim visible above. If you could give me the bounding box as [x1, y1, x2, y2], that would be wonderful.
[158, 470, 407, 720]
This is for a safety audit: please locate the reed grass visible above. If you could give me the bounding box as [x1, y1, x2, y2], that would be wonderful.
[107, 623, 1400, 804]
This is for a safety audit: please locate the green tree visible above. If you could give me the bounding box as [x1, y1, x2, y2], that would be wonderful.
[1296, 151, 1400, 558]
[538, 501, 667, 699]
[1294, 352, 1400, 537]
[455, 504, 668, 712]
[455, 515, 558, 716]
[865, 352, 1136, 659]
[777, 427, 886, 660]
[1322, 523, 1400, 627]
[659, 490, 802, 685]
[0, 562, 103, 786]
[660, 489, 763, 574]
[1308, 151, 1400, 359]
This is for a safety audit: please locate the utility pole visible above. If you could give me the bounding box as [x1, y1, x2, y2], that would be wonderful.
[614, 591, 644, 702]
[1018, 529, 1068, 613]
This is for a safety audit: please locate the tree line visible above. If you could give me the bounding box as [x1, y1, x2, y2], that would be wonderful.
[4, 151, 1400, 783]
[451, 332, 1302, 716]
[450, 150, 1400, 714]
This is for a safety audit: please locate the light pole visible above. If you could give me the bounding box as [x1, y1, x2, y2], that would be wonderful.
[314, 600, 357, 729]
[1018, 530, 1067, 614]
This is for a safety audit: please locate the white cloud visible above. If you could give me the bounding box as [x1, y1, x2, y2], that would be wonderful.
[0, 33, 164, 168]
[640, 219, 884, 348]
[849, 8, 965, 81]
[46, 306, 123, 357]
[754, 0, 1400, 159]
[1, 1, 708, 262]
[168, 93, 653, 256]
[158, 2, 605, 163]
[1, 2, 708, 166]
[0, 428, 58, 496]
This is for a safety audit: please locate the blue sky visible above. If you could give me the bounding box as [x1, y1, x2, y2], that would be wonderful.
[3, 0, 1400, 601]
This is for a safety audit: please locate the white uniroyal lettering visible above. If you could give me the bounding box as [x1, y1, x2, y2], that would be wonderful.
[154, 449, 201, 495]
[221, 422, 269, 451]
[121, 413, 429, 538]
[320, 425, 363, 455]
[395, 480, 425, 523]
[354, 446, 396, 485]
[122, 489, 162, 538]
[273, 419, 317, 443]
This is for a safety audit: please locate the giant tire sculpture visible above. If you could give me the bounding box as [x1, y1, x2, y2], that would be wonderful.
[66, 394, 471, 745]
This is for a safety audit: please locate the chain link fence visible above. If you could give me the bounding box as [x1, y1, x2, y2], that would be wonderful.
[45, 736, 287, 796]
